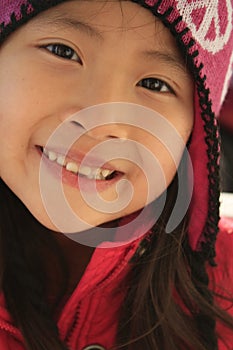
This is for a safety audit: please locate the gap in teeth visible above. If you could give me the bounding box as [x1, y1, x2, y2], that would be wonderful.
[43, 148, 115, 179]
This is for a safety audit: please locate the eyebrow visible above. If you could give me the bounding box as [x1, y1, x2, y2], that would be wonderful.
[38, 15, 104, 41]
[35, 14, 189, 76]
[141, 50, 189, 77]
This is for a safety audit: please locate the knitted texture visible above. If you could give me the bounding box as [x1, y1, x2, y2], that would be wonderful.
[0, 0, 233, 260]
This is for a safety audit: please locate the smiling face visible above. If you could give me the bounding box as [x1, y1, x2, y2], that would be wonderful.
[0, 0, 194, 234]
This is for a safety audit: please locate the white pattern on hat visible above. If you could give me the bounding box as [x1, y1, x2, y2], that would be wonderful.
[176, 0, 232, 54]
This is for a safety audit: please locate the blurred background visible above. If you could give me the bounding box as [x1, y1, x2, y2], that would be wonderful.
[219, 74, 233, 193]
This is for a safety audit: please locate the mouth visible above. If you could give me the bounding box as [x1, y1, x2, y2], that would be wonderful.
[39, 146, 122, 181]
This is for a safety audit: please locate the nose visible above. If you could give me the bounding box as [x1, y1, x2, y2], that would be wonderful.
[87, 122, 131, 140]
[67, 59, 137, 140]
[72, 80, 135, 141]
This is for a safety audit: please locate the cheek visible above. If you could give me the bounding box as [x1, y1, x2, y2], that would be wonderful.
[0, 70, 38, 132]
[0, 57, 62, 122]
[137, 131, 190, 200]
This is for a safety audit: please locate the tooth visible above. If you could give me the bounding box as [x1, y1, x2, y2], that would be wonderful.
[94, 168, 102, 180]
[43, 148, 49, 156]
[87, 172, 95, 180]
[48, 151, 57, 161]
[66, 162, 78, 174]
[79, 165, 92, 176]
[57, 155, 66, 166]
[101, 169, 113, 179]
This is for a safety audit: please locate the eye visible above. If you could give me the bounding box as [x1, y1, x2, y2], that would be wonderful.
[43, 43, 82, 64]
[137, 78, 174, 94]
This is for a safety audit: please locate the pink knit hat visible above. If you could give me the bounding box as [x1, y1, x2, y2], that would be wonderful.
[0, 0, 233, 262]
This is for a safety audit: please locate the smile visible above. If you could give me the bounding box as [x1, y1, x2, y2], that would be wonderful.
[42, 147, 118, 181]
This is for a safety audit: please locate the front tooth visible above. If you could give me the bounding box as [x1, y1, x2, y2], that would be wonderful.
[48, 151, 57, 161]
[87, 171, 95, 180]
[57, 155, 66, 166]
[79, 165, 92, 176]
[66, 162, 79, 174]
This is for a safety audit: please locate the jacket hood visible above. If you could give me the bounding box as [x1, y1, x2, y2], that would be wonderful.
[0, 0, 233, 262]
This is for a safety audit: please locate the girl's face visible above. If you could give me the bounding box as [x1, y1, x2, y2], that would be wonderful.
[0, 0, 194, 233]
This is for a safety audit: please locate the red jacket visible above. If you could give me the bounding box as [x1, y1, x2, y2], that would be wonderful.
[0, 220, 232, 350]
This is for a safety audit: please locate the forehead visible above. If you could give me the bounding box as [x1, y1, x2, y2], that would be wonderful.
[31, 0, 179, 50]
[38, 0, 156, 27]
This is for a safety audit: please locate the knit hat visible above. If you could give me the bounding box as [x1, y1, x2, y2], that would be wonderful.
[0, 0, 233, 262]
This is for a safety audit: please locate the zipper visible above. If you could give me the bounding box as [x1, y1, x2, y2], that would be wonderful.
[65, 303, 81, 348]
[64, 245, 134, 348]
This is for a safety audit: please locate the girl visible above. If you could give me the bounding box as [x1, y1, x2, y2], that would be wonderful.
[0, 0, 233, 350]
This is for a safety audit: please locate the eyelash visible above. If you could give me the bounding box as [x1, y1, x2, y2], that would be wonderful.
[42, 43, 174, 94]
[137, 78, 174, 94]
[43, 43, 82, 64]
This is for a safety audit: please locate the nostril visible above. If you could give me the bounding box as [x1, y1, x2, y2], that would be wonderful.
[107, 134, 119, 139]
[71, 121, 86, 129]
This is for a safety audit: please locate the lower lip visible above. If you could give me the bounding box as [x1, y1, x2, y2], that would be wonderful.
[38, 148, 123, 192]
